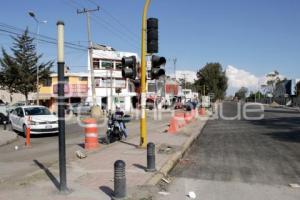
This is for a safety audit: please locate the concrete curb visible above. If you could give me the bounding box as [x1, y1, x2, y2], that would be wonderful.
[145, 118, 208, 185]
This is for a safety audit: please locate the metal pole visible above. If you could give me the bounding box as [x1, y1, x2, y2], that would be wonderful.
[110, 68, 113, 110]
[140, 0, 151, 148]
[86, 11, 97, 107]
[77, 7, 100, 116]
[36, 23, 40, 105]
[173, 58, 177, 80]
[57, 21, 67, 192]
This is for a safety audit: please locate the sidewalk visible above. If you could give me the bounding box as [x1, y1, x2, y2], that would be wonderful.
[0, 114, 208, 200]
[0, 126, 18, 146]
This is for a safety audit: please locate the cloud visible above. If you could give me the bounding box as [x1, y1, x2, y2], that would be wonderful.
[225, 65, 261, 95]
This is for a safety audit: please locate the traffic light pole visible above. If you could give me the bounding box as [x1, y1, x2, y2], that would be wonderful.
[140, 0, 151, 148]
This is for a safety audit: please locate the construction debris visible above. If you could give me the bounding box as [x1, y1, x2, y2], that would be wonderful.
[76, 150, 87, 159]
[187, 191, 196, 199]
[289, 183, 300, 188]
[161, 177, 171, 184]
[158, 191, 170, 196]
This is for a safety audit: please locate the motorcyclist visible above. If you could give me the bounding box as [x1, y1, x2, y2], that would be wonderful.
[114, 105, 128, 139]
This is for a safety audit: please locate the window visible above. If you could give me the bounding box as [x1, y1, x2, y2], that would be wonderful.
[116, 61, 122, 70]
[24, 107, 51, 115]
[43, 78, 52, 87]
[16, 108, 24, 117]
[101, 60, 113, 69]
[79, 77, 88, 81]
[64, 77, 69, 83]
[93, 58, 100, 69]
[95, 78, 101, 87]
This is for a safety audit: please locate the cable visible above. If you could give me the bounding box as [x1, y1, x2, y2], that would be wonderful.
[0, 22, 88, 50]
[62, 0, 140, 50]
[0, 28, 87, 52]
[89, 15, 140, 50]
[87, 0, 140, 39]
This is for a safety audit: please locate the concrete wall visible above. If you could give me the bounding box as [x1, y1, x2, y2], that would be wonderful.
[0, 90, 35, 104]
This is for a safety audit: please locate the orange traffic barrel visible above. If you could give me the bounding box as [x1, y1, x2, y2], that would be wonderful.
[199, 107, 206, 116]
[168, 117, 178, 134]
[174, 111, 185, 118]
[83, 118, 99, 150]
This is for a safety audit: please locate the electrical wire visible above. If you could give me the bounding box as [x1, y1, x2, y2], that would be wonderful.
[63, 0, 140, 50]
[0, 24, 87, 52]
[87, 0, 140, 39]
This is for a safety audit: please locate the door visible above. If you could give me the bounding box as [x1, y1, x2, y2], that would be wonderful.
[9, 109, 18, 129]
[15, 107, 24, 131]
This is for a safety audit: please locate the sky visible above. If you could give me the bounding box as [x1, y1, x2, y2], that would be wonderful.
[0, 0, 300, 94]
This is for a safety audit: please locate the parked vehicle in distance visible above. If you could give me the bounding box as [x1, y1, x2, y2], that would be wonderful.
[7, 101, 27, 113]
[0, 113, 9, 124]
[106, 111, 131, 144]
[9, 105, 58, 135]
[72, 102, 92, 116]
[146, 99, 154, 110]
[0, 103, 8, 115]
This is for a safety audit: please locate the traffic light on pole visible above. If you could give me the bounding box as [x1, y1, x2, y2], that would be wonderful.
[147, 18, 158, 54]
[121, 56, 137, 80]
[151, 55, 166, 79]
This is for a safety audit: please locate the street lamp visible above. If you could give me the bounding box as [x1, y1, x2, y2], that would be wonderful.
[28, 11, 47, 105]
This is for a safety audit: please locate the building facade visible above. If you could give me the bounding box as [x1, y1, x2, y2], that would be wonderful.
[39, 72, 89, 112]
[87, 45, 139, 112]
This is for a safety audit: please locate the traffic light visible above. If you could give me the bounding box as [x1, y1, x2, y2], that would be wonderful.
[147, 18, 158, 54]
[121, 56, 137, 80]
[151, 55, 166, 79]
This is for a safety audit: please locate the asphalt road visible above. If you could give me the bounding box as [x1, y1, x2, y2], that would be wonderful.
[156, 101, 300, 200]
[0, 111, 171, 185]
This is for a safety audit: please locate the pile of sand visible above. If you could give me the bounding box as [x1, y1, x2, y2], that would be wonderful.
[270, 101, 280, 107]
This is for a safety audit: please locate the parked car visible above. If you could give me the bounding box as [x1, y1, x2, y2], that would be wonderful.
[9, 105, 58, 135]
[7, 101, 27, 113]
[146, 99, 154, 110]
[72, 102, 92, 116]
[0, 104, 8, 115]
[0, 113, 9, 124]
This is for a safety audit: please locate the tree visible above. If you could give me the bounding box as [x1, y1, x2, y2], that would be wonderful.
[248, 90, 264, 101]
[235, 87, 248, 100]
[263, 70, 282, 96]
[194, 62, 228, 100]
[178, 78, 194, 90]
[0, 29, 53, 101]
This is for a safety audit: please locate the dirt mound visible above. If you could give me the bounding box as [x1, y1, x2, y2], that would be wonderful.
[270, 101, 280, 107]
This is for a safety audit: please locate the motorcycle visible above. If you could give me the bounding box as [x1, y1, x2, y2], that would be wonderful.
[106, 112, 130, 144]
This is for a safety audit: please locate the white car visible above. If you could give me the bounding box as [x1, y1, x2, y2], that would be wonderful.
[9, 106, 58, 135]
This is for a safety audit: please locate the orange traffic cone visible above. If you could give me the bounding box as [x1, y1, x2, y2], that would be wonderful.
[168, 117, 178, 134]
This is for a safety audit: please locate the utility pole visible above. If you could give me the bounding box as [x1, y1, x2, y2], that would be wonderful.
[173, 58, 177, 80]
[110, 67, 113, 110]
[140, 0, 151, 148]
[77, 6, 101, 117]
[182, 73, 187, 89]
[28, 12, 47, 105]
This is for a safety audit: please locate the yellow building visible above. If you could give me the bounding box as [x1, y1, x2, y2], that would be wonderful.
[39, 72, 89, 112]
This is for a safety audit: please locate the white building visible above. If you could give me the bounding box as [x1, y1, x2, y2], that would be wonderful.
[87, 44, 139, 112]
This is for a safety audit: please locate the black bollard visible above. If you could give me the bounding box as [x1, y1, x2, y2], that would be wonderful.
[146, 142, 156, 172]
[113, 160, 126, 199]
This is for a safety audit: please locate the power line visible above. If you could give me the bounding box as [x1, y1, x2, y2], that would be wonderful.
[62, 0, 140, 50]
[89, 15, 140, 50]
[0, 27, 87, 52]
[86, 0, 140, 39]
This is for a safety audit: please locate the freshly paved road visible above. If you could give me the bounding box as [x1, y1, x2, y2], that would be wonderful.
[156, 101, 300, 200]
